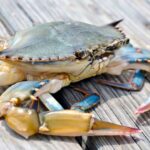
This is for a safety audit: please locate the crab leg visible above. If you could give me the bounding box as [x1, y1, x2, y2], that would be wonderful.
[39, 110, 141, 137]
[98, 44, 148, 90]
[70, 87, 100, 111]
[40, 87, 100, 112]
[39, 93, 63, 111]
[4, 108, 141, 138]
[31, 77, 100, 111]
[71, 93, 100, 111]
[101, 44, 150, 114]
[97, 70, 145, 90]
[119, 45, 150, 114]
[106, 44, 150, 75]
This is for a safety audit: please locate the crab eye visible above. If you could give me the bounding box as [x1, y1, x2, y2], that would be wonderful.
[125, 38, 130, 44]
[75, 51, 87, 59]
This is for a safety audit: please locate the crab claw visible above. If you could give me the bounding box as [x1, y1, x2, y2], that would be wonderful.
[39, 110, 141, 136]
[4, 109, 141, 138]
[90, 119, 142, 136]
[135, 97, 150, 114]
[0, 81, 38, 117]
[5, 106, 39, 138]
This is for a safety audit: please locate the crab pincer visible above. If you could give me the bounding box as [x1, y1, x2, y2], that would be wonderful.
[5, 107, 39, 138]
[5, 108, 142, 138]
[39, 110, 142, 137]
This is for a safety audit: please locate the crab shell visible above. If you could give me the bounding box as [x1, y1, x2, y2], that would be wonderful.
[0, 20, 128, 86]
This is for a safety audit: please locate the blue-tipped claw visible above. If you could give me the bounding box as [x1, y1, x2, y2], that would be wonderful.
[71, 93, 100, 111]
[130, 70, 145, 90]
[97, 70, 145, 91]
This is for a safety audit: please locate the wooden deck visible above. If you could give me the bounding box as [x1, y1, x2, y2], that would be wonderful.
[0, 0, 150, 149]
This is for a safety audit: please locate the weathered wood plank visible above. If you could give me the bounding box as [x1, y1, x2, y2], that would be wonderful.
[0, 0, 150, 150]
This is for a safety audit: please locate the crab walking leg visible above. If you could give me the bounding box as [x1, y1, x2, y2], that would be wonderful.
[39, 93, 64, 111]
[96, 44, 149, 90]
[70, 87, 100, 111]
[39, 110, 142, 136]
[97, 70, 145, 90]
[71, 93, 100, 111]
[105, 44, 150, 75]
[39, 89, 100, 112]
[103, 45, 150, 114]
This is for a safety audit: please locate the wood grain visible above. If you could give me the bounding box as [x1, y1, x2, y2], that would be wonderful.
[0, 0, 150, 149]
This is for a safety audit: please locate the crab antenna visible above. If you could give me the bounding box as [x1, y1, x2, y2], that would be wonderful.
[108, 19, 124, 27]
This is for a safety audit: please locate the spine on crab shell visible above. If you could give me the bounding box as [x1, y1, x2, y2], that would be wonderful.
[107, 19, 123, 27]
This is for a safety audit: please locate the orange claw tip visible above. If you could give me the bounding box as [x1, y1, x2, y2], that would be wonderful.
[129, 128, 142, 134]
[134, 103, 150, 115]
[91, 120, 142, 136]
[113, 127, 143, 136]
[134, 109, 143, 115]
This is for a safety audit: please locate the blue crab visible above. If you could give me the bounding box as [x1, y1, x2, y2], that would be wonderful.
[0, 20, 149, 138]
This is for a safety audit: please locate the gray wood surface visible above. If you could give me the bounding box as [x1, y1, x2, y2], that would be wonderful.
[0, 0, 150, 150]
